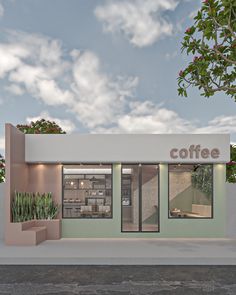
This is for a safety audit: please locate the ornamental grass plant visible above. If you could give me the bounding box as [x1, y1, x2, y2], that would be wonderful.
[12, 191, 60, 222]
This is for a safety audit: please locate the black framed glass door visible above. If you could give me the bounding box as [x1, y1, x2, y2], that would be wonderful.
[121, 164, 159, 232]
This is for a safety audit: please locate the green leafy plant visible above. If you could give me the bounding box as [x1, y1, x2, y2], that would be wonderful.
[178, 0, 236, 100]
[17, 118, 66, 134]
[226, 144, 236, 183]
[12, 191, 60, 222]
[0, 154, 5, 183]
[191, 165, 213, 198]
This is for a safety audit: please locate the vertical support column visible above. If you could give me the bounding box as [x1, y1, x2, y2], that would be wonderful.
[159, 163, 168, 234]
[138, 164, 142, 232]
[214, 164, 226, 235]
[113, 163, 121, 232]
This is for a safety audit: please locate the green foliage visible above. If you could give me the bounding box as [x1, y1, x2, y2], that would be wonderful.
[0, 154, 5, 183]
[178, 0, 236, 100]
[12, 191, 60, 222]
[191, 165, 213, 198]
[12, 192, 35, 222]
[0, 119, 67, 183]
[226, 144, 236, 183]
[17, 119, 66, 134]
[35, 192, 60, 220]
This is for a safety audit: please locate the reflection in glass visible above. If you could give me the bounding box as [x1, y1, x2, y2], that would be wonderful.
[121, 165, 139, 231]
[122, 164, 159, 232]
[63, 164, 112, 218]
[169, 164, 213, 218]
[141, 165, 159, 231]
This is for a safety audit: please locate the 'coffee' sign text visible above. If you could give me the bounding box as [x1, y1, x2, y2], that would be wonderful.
[170, 145, 220, 160]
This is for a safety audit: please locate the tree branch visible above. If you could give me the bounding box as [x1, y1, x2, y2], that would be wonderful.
[212, 46, 236, 65]
[189, 34, 236, 65]
[227, 4, 236, 40]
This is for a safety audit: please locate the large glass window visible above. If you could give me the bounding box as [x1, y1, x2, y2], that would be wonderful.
[121, 164, 159, 232]
[169, 164, 213, 218]
[63, 164, 112, 218]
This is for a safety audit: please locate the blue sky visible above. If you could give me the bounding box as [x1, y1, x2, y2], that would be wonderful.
[0, 0, 236, 155]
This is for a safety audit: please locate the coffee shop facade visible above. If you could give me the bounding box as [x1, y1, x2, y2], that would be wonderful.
[4, 124, 230, 245]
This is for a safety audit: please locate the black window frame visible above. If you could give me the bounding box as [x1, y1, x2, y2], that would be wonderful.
[62, 163, 113, 219]
[121, 163, 160, 233]
[168, 163, 214, 219]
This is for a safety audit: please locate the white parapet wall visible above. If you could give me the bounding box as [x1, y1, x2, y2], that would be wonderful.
[25, 134, 230, 163]
[0, 183, 5, 241]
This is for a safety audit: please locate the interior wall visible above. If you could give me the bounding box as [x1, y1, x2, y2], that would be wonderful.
[28, 164, 62, 218]
[142, 174, 158, 222]
[169, 172, 191, 201]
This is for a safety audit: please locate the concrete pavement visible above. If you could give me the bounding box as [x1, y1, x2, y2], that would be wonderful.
[1, 238, 236, 265]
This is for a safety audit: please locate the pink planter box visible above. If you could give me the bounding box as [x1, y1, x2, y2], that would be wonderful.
[5, 219, 61, 245]
[35, 219, 61, 240]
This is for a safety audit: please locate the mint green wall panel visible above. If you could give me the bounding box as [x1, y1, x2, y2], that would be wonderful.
[62, 164, 226, 238]
[159, 164, 225, 238]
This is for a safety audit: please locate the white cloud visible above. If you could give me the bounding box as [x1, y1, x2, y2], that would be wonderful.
[71, 50, 138, 128]
[165, 50, 178, 60]
[0, 30, 137, 129]
[0, 137, 4, 151]
[0, 2, 4, 18]
[93, 100, 236, 136]
[5, 84, 25, 96]
[6, 30, 64, 68]
[0, 29, 236, 140]
[95, 0, 179, 47]
[0, 44, 28, 78]
[93, 101, 193, 133]
[196, 116, 236, 134]
[0, 30, 73, 106]
[26, 111, 76, 134]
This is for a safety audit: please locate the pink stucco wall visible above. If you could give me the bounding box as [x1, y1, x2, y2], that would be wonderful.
[5, 124, 62, 245]
[5, 124, 28, 224]
[28, 164, 62, 218]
